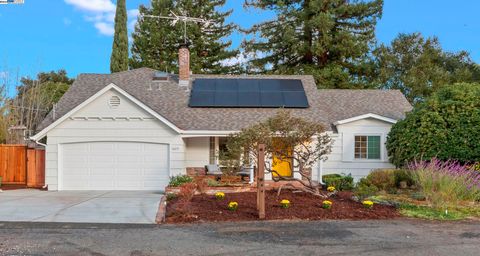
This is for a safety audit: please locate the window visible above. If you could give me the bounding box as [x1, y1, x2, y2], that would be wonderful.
[355, 135, 381, 160]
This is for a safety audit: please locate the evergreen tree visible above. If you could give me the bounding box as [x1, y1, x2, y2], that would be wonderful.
[242, 0, 383, 88]
[372, 33, 480, 103]
[110, 0, 129, 73]
[130, 0, 239, 74]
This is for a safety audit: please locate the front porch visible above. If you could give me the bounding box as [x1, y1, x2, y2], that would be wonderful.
[183, 136, 320, 184]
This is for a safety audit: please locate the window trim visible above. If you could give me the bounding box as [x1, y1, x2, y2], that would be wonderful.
[353, 133, 383, 161]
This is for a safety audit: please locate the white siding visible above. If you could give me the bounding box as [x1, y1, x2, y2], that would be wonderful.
[45, 89, 185, 190]
[184, 137, 210, 168]
[312, 118, 395, 182]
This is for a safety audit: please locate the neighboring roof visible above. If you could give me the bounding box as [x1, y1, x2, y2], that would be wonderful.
[36, 67, 412, 133]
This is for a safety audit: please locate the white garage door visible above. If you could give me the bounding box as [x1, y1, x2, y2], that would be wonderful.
[61, 142, 169, 190]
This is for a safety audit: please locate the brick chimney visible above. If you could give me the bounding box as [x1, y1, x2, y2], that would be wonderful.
[178, 44, 190, 87]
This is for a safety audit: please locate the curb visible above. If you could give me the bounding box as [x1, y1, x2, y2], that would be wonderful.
[155, 195, 167, 224]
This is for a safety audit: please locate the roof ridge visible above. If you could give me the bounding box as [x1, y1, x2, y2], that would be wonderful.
[77, 67, 155, 77]
[318, 89, 401, 92]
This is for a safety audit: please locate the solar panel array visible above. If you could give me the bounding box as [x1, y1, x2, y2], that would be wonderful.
[189, 79, 309, 108]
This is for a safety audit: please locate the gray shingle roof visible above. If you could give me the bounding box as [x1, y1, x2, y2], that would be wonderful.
[37, 67, 412, 132]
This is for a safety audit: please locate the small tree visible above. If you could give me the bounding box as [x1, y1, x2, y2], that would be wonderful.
[110, 0, 129, 73]
[226, 110, 332, 196]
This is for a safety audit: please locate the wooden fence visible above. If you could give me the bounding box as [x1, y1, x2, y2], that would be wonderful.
[0, 144, 45, 188]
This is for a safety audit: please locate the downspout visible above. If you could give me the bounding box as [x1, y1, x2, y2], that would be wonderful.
[30, 136, 48, 189]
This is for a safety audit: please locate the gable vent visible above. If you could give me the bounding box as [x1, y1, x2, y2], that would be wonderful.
[108, 95, 121, 108]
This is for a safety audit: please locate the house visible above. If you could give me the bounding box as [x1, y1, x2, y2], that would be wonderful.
[31, 46, 412, 191]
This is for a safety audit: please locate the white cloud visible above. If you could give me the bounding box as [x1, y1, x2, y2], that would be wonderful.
[64, 0, 115, 13]
[94, 22, 115, 36]
[65, 0, 138, 36]
[220, 51, 264, 67]
[127, 9, 139, 31]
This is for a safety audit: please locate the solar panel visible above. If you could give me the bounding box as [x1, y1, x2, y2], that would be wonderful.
[189, 79, 309, 108]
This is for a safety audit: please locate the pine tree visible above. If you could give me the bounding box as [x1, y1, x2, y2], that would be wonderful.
[130, 0, 239, 74]
[110, 0, 129, 73]
[243, 0, 383, 88]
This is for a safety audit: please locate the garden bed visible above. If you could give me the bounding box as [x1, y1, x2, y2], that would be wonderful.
[165, 190, 399, 223]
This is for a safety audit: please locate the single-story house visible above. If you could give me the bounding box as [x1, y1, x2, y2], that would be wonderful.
[31, 46, 412, 191]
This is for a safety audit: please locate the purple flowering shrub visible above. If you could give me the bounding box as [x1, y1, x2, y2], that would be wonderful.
[408, 159, 480, 208]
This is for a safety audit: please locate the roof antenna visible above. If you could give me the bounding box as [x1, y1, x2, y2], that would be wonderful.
[141, 11, 213, 45]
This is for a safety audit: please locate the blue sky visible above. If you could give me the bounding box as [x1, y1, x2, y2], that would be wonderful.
[0, 0, 478, 80]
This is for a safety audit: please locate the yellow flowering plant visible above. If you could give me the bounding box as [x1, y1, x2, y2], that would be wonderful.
[280, 199, 290, 208]
[322, 200, 333, 209]
[227, 201, 238, 211]
[362, 200, 374, 209]
[215, 192, 225, 200]
[327, 186, 336, 192]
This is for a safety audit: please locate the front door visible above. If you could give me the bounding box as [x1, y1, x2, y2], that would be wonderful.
[271, 140, 293, 178]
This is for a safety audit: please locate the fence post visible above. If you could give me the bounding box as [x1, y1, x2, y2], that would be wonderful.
[257, 144, 266, 219]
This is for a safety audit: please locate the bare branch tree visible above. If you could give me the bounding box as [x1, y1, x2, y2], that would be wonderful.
[226, 110, 334, 197]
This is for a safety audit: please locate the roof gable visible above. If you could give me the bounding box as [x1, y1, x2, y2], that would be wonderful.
[31, 83, 182, 140]
[333, 113, 398, 126]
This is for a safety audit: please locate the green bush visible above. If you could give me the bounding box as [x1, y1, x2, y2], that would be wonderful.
[365, 169, 396, 191]
[387, 83, 480, 167]
[322, 173, 354, 191]
[168, 175, 193, 187]
[394, 169, 415, 187]
[353, 178, 379, 200]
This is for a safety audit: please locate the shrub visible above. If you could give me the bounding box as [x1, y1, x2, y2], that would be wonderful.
[386, 83, 480, 167]
[280, 199, 290, 208]
[362, 200, 374, 209]
[365, 169, 396, 191]
[215, 192, 225, 200]
[227, 201, 238, 211]
[409, 159, 480, 208]
[207, 178, 221, 187]
[178, 182, 197, 202]
[394, 169, 415, 187]
[354, 179, 379, 200]
[169, 175, 193, 187]
[469, 163, 480, 173]
[322, 200, 332, 209]
[323, 173, 354, 191]
[194, 178, 208, 194]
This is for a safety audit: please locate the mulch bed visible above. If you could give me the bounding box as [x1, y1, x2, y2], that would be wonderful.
[166, 190, 399, 223]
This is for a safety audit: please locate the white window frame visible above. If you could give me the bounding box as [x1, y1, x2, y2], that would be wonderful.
[353, 134, 383, 161]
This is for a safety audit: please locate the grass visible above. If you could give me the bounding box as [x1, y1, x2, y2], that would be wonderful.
[399, 204, 480, 220]
[400, 204, 465, 220]
[367, 191, 480, 221]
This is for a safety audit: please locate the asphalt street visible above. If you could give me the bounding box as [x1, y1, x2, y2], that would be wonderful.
[0, 219, 479, 256]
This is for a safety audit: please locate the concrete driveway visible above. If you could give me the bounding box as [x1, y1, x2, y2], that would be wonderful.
[0, 189, 162, 224]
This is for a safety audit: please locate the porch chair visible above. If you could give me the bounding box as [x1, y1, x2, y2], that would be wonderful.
[205, 164, 223, 181]
[237, 166, 254, 182]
